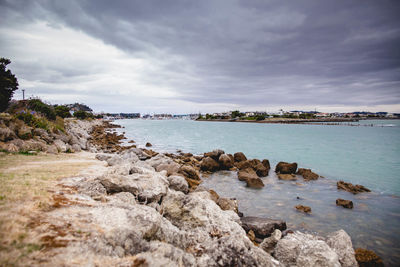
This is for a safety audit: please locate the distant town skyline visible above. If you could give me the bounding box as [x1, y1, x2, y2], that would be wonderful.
[1, 1, 399, 114]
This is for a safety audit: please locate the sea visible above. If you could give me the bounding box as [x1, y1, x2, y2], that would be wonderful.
[117, 119, 400, 266]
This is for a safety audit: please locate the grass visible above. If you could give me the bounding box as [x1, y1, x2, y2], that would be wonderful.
[0, 152, 95, 266]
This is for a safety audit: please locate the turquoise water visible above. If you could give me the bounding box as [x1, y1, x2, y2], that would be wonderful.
[119, 119, 400, 195]
[117, 119, 400, 265]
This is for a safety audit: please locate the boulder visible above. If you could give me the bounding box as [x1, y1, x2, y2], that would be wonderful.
[0, 127, 15, 142]
[72, 144, 82, 152]
[179, 165, 200, 180]
[236, 160, 252, 170]
[167, 175, 189, 194]
[156, 162, 180, 176]
[106, 155, 124, 166]
[354, 248, 384, 267]
[278, 173, 297, 181]
[217, 197, 238, 213]
[275, 162, 298, 174]
[204, 149, 224, 161]
[295, 205, 312, 213]
[208, 189, 220, 203]
[218, 154, 234, 170]
[145, 142, 152, 147]
[297, 168, 319, 180]
[254, 162, 269, 177]
[262, 159, 271, 170]
[326, 230, 358, 267]
[185, 177, 202, 190]
[99, 172, 168, 203]
[46, 144, 58, 154]
[336, 199, 353, 209]
[246, 177, 264, 189]
[260, 229, 282, 254]
[237, 168, 258, 181]
[274, 231, 341, 267]
[53, 139, 67, 153]
[17, 125, 32, 140]
[33, 128, 52, 143]
[240, 216, 287, 239]
[337, 181, 371, 194]
[200, 156, 220, 172]
[146, 154, 173, 169]
[6, 143, 19, 152]
[95, 153, 113, 162]
[233, 152, 247, 162]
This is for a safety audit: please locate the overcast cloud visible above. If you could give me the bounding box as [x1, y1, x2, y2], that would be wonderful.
[1, 0, 399, 113]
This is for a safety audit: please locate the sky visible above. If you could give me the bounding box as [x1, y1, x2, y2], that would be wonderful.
[1, 0, 399, 114]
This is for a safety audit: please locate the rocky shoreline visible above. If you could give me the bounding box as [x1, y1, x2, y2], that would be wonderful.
[0, 116, 384, 266]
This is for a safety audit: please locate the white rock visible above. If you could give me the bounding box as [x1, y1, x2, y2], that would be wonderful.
[326, 230, 358, 267]
[274, 231, 340, 267]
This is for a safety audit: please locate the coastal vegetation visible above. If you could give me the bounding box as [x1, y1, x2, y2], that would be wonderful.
[0, 58, 19, 112]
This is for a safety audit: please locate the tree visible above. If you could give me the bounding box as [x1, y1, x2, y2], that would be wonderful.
[0, 58, 19, 112]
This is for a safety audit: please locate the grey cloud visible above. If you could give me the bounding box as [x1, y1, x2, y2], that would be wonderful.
[0, 0, 399, 112]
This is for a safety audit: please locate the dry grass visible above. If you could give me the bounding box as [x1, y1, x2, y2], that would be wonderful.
[0, 152, 98, 266]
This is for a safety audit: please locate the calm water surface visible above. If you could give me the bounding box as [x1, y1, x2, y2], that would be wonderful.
[118, 119, 400, 265]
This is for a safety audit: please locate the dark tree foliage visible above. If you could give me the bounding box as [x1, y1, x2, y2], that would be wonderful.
[0, 58, 19, 112]
[54, 105, 72, 118]
[73, 110, 93, 120]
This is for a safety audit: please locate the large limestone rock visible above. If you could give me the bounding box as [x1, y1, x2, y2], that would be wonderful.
[167, 175, 189, 194]
[54, 139, 68, 152]
[99, 172, 168, 203]
[326, 230, 358, 267]
[200, 156, 219, 172]
[156, 162, 180, 176]
[274, 231, 341, 267]
[146, 153, 173, 169]
[240, 216, 287, 239]
[218, 154, 233, 170]
[275, 162, 298, 174]
[260, 229, 282, 254]
[254, 162, 269, 177]
[246, 177, 264, 188]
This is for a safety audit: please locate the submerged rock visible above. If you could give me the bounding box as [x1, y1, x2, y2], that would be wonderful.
[246, 177, 264, 189]
[145, 142, 152, 147]
[337, 181, 371, 194]
[278, 173, 297, 181]
[275, 162, 298, 174]
[297, 168, 319, 180]
[238, 168, 258, 181]
[336, 198, 354, 209]
[240, 216, 287, 239]
[355, 248, 384, 267]
[295, 205, 312, 213]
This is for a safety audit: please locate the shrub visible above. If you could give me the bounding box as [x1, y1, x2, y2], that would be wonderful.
[27, 99, 56, 120]
[54, 105, 71, 118]
[73, 110, 93, 120]
[15, 111, 49, 131]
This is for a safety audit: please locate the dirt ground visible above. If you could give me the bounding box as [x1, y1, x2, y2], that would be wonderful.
[0, 151, 105, 266]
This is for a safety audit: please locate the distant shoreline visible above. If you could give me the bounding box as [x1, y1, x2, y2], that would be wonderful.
[196, 118, 360, 124]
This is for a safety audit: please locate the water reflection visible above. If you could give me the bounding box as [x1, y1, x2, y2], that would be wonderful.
[201, 171, 400, 266]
